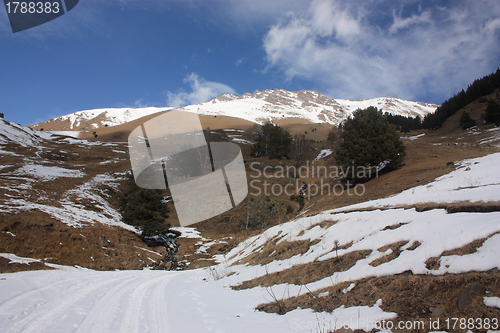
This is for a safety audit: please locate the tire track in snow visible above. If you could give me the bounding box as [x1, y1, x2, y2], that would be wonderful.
[119, 274, 177, 333]
[147, 274, 176, 333]
[74, 273, 147, 333]
[5, 273, 129, 333]
[0, 274, 88, 314]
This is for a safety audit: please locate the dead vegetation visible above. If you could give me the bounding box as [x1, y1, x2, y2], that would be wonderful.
[233, 250, 372, 290]
[255, 270, 500, 333]
[0, 257, 54, 273]
[231, 237, 319, 266]
[0, 211, 168, 270]
[370, 241, 409, 267]
[425, 232, 500, 271]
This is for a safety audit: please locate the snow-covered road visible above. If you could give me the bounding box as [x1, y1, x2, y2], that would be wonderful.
[0, 268, 291, 333]
[0, 266, 396, 333]
[1, 269, 181, 333]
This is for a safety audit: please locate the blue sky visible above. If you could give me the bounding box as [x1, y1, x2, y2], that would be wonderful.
[1, 0, 499, 126]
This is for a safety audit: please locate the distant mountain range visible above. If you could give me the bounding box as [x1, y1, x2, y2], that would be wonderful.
[31, 89, 438, 131]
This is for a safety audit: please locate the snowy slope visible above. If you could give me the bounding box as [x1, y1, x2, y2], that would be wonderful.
[32, 106, 173, 131]
[1, 152, 499, 333]
[0, 119, 137, 231]
[32, 90, 437, 130]
[0, 119, 82, 148]
[0, 119, 48, 147]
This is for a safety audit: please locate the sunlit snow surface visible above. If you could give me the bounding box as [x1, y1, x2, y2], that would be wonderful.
[1, 151, 500, 332]
[40, 91, 437, 129]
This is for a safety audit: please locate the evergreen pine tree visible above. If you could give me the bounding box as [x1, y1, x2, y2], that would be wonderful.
[459, 111, 477, 130]
[483, 99, 500, 125]
[121, 188, 170, 236]
[336, 107, 406, 181]
[251, 123, 292, 159]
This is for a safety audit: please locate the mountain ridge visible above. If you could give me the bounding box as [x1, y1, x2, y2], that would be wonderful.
[30, 89, 438, 131]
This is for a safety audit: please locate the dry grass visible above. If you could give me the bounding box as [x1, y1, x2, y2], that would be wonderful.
[13, 95, 500, 278]
[232, 238, 318, 266]
[437, 88, 500, 135]
[0, 257, 54, 273]
[370, 241, 409, 267]
[255, 270, 500, 333]
[233, 250, 372, 290]
[425, 232, 500, 271]
[0, 211, 167, 271]
[305, 220, 339, 231]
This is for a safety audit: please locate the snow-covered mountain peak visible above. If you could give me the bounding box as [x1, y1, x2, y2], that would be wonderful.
[181, 89, 437, 125]
[31, 89, 438, 131]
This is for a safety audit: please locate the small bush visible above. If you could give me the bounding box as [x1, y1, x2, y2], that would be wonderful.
[460, 111, 477, 130]
[286, 204, 294, 214]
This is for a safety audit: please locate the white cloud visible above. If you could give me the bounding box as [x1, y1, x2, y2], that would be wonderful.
[389, 10, 432, 34]
[263, 0, 500, 102]
[166, 73, 236, 107]
[236, 57, 247, 66]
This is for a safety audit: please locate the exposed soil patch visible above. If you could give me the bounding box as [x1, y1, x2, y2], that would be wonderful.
[307, 220, 339, 230]
[233, 250, 372, 290]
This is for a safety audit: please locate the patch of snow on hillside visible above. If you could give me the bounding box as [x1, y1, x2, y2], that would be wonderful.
[314, 149, 333, 161]
[12, 165, 85, 181]
[48, 131, 81, 138]
[484, 296, 500, 309]
[3, 173, 136, 231]
[170, 226, 227, 255]
[402, 133, 425, 140]
[0, 253, 41, 264]
[0, 120, 43, 146]
[479, 127, 500, 146]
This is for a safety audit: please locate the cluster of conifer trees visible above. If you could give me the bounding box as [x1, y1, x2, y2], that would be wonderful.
[423, 68, 500, 129]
